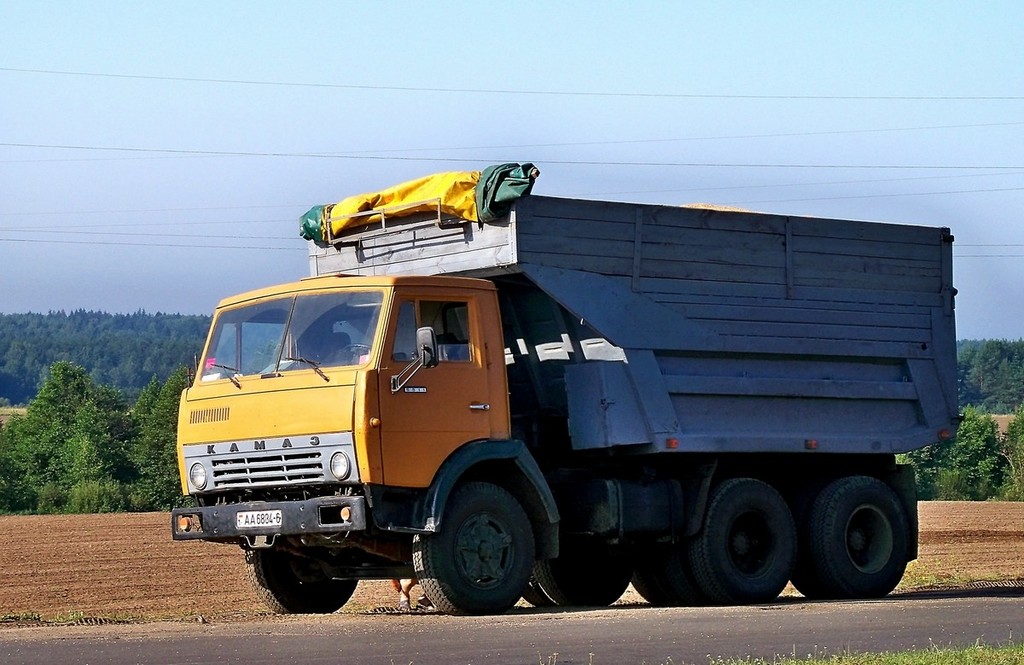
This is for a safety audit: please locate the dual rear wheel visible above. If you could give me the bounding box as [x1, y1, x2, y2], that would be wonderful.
[633, 475, 909, 606]
[791, 475, 909, 599]
[531, 538, 634, 607]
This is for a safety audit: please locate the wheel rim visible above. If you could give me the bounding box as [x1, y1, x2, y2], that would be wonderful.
[728, 511, 774, 575]
[844, 503, 894, 574]
[454, 512, 514, 588]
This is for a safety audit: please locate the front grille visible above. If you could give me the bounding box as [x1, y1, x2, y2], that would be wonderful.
[211, 450, 325, 489]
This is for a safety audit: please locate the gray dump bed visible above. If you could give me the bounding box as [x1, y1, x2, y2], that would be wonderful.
[310, 194, 958, 456]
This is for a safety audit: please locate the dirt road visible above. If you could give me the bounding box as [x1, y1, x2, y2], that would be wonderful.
[1, 501, 1022, 622]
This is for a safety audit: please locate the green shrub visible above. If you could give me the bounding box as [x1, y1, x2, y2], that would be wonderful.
[35, 483, 66, 513]
[67, 480, 127, 513]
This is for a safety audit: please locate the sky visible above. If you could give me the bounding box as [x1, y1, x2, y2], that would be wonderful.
[1, 1, 1022, 339]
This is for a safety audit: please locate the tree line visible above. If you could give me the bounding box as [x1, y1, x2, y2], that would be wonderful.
[3, 335, 1024, 513]
[0, 310, 209, 406]
[957, 339, 1024, 412]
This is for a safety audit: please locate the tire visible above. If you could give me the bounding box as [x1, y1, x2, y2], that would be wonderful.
[521, 575, 555, 607]
[413, 482, 535, 615]
[789, 558, 832, 600]
[804, 475, 909, 599]
[534, 539, 634, 607]
[688, 478, 796, 605]
[244, 548, 357, 614]
[631, 543, 706, 607]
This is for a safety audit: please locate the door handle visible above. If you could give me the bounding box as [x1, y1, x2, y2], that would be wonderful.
[469, 403, 490, 411]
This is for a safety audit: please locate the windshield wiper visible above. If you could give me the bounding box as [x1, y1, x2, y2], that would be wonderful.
[209, 363, 241, 388]
[285, 356, 330, 382]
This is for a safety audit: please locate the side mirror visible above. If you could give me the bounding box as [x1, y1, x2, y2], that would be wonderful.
[391, 327, 439, 393]
[416, 326, 439, 369]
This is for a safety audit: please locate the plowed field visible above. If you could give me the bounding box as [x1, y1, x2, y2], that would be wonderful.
[1, 501, 1022, 622]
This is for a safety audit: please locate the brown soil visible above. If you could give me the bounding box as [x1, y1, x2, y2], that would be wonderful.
[1, 501, 1021, 622]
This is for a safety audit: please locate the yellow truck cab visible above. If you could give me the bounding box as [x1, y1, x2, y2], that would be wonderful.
[174, 165, 958, 616]
[174, 273, 557, 614]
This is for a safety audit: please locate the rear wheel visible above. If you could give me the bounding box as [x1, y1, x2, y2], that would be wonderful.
[688, 478, 796, 604]
[413, 482, 535, 615]
[631, 543, 706, 607]
[534, 538, 634, 607]
[245, 548, 357, 614]
[789, 558, 831, 600]
[803, 475, 909, 599]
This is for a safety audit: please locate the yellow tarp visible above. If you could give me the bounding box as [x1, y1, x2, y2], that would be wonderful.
[323, 170, 482, 239]
[300, 163, 539, 246]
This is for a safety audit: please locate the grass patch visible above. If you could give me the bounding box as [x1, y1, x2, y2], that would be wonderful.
[898, 559, 1010, 590]
[705, 642, 1024, 665]
[0, 609, 150, 627]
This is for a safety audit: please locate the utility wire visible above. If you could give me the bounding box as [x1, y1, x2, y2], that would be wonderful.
[0, 206, 295, 217]
[0, 228, 297, 240]
[734, 185, 1024, 204]
[4, 177, 1024, 224]
[3, 172, 1023, 221]
[5, 120, 1023, 165]
[3, 67, 1022, 101]
[0, 236, 294, 251]
[587, 170, 1024, 197]
[2, 141, 1022, 170]
[2, 236, 1021, 257]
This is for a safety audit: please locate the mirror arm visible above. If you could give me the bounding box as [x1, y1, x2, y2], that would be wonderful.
[390, 355, 425, 393]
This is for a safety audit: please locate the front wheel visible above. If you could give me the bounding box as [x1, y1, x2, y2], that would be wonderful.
[244, 548, 357, 614]
[413, 482, 535, 615]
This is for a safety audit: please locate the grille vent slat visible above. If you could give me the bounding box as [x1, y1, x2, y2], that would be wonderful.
[190, 407, 231, 425]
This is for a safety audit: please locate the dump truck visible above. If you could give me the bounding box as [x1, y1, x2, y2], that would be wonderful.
[172, 165, 958, 615]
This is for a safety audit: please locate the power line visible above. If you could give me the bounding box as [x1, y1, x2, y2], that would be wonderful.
[0, 206, 294, 217]
[6, 120, 1023, 165]
[2, 235, 1021, 256]
[4, 176, 1024, 223]
[587, 170, 1024, 197]
[733, 185, 1024, 204]
[0, 154, 213, 165]
[0, 237, 294, 251]
[0, 228, 296, 240]
[2, 141, 1023, 170]
[3, 67, 1022, 101]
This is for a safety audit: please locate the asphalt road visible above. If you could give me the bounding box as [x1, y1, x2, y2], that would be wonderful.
[2, 587, 1022, 665]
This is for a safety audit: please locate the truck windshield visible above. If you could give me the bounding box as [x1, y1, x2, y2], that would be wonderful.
[199, 290, 384, 381]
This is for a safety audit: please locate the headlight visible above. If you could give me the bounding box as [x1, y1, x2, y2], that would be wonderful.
[330, 452, 351, 480]
[189, 462, 208, 490]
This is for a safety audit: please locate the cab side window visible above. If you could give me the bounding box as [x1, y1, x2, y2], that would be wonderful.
[392, 300, 472, 363]
[391, 301, 417, 362]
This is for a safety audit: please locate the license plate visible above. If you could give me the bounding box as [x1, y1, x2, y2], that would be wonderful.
[236, 510, 283, 529]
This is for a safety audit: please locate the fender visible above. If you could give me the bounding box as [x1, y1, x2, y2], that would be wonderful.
[367, 439, 560, 558]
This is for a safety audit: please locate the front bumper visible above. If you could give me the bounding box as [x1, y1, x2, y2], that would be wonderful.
[171, 495, 367, 541]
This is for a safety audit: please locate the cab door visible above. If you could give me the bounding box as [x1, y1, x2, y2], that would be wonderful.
[376, 294, 494, 488]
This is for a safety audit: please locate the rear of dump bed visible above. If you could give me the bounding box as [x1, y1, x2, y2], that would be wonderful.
[309, 194, 958, 457]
